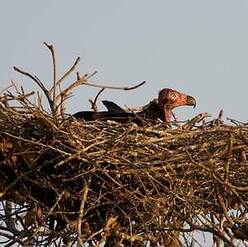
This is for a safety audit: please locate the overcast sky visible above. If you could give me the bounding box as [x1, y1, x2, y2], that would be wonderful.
[0, 0, 248, 121]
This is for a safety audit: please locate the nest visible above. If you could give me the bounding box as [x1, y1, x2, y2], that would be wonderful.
[0, 43, 248, 247]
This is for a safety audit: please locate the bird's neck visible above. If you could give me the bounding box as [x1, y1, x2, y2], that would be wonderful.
[165, 107, 171, 123]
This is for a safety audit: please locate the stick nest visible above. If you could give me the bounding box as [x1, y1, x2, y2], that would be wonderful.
[0, 43, 247, 247]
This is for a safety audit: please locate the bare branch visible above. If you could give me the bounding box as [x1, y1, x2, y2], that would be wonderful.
[13, 66, 55, 114]
[89, 88, 105, 112]
[81, 80, 146, 91]
[86, 70, 98, 79]
[77, 185, 89, 247]
[55, 57, 81, 91]
[44, 42, 57, 112]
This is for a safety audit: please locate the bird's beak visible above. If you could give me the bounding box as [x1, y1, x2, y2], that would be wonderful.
[186, 95, 196, 108]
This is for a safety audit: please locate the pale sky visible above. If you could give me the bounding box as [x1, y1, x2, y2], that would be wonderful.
[0, 0, 248, 121]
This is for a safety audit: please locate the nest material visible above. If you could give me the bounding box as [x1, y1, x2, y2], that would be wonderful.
[0, 102, 248, 246]
[0, 43, 248, 247]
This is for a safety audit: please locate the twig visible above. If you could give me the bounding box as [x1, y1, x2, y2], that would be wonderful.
[224, 133, 233, 182]
[86, 70, 98, 79]
[185, 220, 235, 247]
[182, 112, 211, 130]
[0, 131, 69, 156]
[4, 201, 17, 234]
[227, 117, 246, 126]
[77, 185, 89, 247]
[80, 80, 146, 91]
[13, 66, 55, 114]
[55, 57, 81, 91]
[44, 42, 57, 114]
[89, 88, 105, 112]
[0, 85, 15, 96]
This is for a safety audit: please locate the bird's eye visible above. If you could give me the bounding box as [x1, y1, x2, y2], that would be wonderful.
[169, 92, 178, 101]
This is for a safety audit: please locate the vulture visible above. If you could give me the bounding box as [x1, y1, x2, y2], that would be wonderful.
[73, 88, 196, 124]
[158, 88, 196, 122]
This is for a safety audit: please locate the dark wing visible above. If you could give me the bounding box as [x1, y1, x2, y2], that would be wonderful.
[72, 99, 164, 124]
[102, 100, 126, 113]
[73, 111, 138, 123]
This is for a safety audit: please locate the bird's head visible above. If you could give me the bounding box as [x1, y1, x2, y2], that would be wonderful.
[158, 88, 196, 122]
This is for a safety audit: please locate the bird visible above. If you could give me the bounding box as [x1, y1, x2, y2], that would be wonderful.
[158, 88, 196, 123]
[72, 99, 163, 125]
[73, 88, 196, 124]
[101, 100, 126, 113]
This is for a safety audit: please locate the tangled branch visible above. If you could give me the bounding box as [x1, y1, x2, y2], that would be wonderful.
[0, 43, 248, 247]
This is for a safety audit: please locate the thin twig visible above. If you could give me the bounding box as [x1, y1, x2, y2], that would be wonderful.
[55, 57, 81, 90]
[44, 42, 57, 115]
[13, 66, 55, 114]
[80, 80, 146, 91]
[77, 185, 89, 247]
[89, 88, 105, 112]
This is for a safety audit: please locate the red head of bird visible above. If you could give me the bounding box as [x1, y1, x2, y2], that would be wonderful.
[158, 88, 196, 123]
